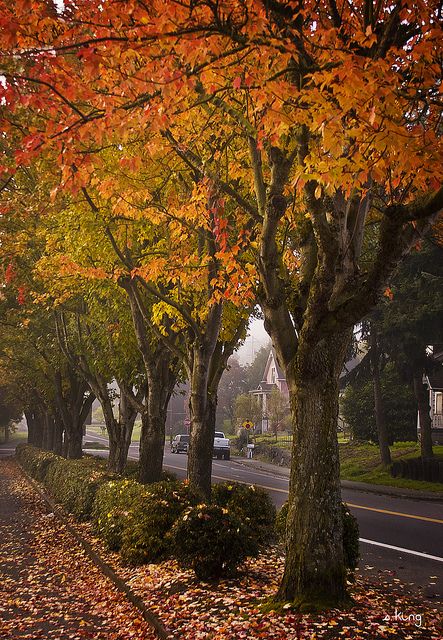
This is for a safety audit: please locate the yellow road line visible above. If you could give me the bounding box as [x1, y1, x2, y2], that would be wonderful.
[345, 503, 443, 524]
[126, 452, 443, 526]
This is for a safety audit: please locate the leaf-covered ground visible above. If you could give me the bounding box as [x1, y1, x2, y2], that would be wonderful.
[1, 458, 442, 640]
[0, 459, 156, 640]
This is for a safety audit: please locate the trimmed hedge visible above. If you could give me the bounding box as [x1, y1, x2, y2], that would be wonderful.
[276, 501, 360, 570]
[16, 444, 114, 520]
[16, 444, 60, 481]
[172, 503, 249, 580]
[212, 482, 276, 553]
[16, 444, 281, 581]
[44, 457, 114, 520]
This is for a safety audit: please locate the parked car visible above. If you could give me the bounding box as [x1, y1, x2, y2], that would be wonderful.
[213, 431, 230, 460]
[171, 434, 189, 454]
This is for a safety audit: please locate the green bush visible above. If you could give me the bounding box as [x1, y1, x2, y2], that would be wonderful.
[212, 482, 276, 553]
[119, 481, 198, 565]
[276, 501, 359, 570]
[275, 501, 288, 541]
[92, 479, 149, 551]
[342, 503, 360, 569]
[16, 444, 60, 481]
[171, 503, 249, 580]
[44, 457, 114, 520]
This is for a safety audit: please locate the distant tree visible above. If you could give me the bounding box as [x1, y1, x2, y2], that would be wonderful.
[234, 394, 262, 431]
[216, 358, 248, 431]
[341, 364, 417, 444]
[244, 342, 272, 391]
[0, 386, 23, 443]
[381, 241, 443, 459]
[267, 389, 291, 436]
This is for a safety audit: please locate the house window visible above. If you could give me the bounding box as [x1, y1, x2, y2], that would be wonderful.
[435, 392, 443, 415]
[271, 368, 276, 383]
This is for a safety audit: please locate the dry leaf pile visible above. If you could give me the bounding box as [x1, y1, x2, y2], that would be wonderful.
[0, 460, 156, 640]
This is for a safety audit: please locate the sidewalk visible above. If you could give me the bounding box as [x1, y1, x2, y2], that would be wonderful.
[0, 458, 157, 640]
[231, 456, 443, 502]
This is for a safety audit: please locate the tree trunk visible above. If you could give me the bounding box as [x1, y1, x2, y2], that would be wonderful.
[106, 386, 139, 475]
[25, 408, 44, 448]
[138, 361, 176, 484]
[53, 418, 63, 456]
[42, 413, 55, 451]
[66, 424, 84, 459]
[413, 372, 433, 459]
[369, 326, 391, 466]
[187, 345, 220, 499]
[278, 331, 350, 607]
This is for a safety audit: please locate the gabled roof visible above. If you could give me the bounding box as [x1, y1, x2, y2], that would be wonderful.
[426, 369, 443, 391]
[262, 348, 285, 383]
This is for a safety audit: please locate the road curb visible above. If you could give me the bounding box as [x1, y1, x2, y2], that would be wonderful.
[15, 459, 178, 640]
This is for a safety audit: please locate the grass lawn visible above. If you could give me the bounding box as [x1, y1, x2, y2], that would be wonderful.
[253, 434, 443, 492]
[0, 429, 28, 445]
[339, 441, 443, 492]
[87, 422, 143, 442]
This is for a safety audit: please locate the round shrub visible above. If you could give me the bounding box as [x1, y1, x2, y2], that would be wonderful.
[171, 503, 249, 580]
[92, 479, 148, 551]
[119, 481, 198, 565]
[276, 501, 359, 570]
[212, 482, 276, 553]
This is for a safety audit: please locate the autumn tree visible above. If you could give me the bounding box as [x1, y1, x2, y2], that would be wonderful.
[2, 0, 442, 607]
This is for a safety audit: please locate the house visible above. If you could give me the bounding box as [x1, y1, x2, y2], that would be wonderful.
[422, 345, 443, 444]
[250, 349, 288, 432]
[250, 347, 361, 433]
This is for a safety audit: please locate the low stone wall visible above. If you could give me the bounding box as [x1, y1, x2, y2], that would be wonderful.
[253, 442, 291, 467]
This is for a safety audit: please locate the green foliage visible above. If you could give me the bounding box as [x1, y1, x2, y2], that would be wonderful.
[171, 504, 249, 580]
[276, 501, 359, 571]
[44, 457, 114, 520]
[15, 443, 60, 481]
[92, 479, 148, 551]
[119, 481, 198, 565]
[123, 460, 177, 482]
[341, 363, 417, 443]
[212, 482, 276, 552]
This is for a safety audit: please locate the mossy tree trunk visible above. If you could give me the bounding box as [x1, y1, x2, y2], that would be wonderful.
[186, 314, 244, 500]
[138, 359, 176, 484]
[278, 330, 351, 604]
[187, 342, 219, 500]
